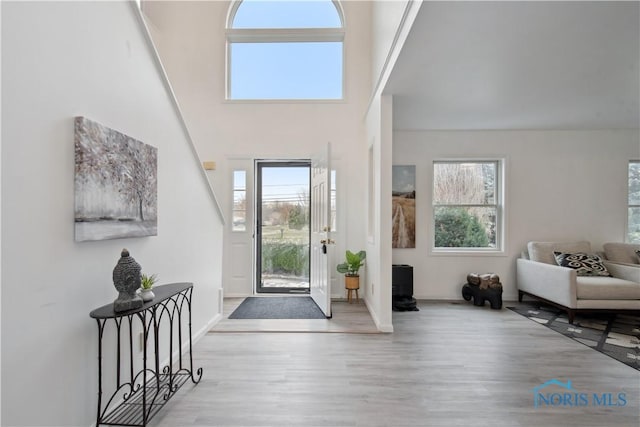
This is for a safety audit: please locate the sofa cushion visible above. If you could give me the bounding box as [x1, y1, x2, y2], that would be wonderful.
[527, 241, 591, 265]
[603, 242, 640, 264]
[553, 252, 611, 277]
[576, 276, 640, 300]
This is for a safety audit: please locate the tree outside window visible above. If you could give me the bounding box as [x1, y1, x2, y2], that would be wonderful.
[433, 161, 501, 250]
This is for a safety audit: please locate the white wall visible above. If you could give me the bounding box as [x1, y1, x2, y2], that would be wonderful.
[371, 0, 412, 93]
[392, 129, 640, 301]
[364, 95, 394, 331]
[0, 3, 3, 421]
[1, 2, 224, 426]
[365, 1, 422, 331]
[142, 1, 371, 298]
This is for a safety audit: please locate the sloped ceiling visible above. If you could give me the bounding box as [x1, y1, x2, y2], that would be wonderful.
[384, 1, 640, 131]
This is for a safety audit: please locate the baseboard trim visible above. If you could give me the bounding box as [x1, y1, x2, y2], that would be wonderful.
[364, 298, 394, 333]
[196, 313, 223, 339]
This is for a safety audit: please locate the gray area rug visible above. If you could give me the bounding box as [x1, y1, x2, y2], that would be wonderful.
[509, 302, 640, 371]
[228, 297, 326, 319]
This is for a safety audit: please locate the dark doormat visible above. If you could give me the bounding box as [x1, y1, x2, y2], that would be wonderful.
[508, 302, 640, 371]
[228, 297, 326, 319]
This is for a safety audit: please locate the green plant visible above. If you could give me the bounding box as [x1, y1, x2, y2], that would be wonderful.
[336, 250, 366, 277]
[288, 205, 307, 230]
[434, 208, 489, 248]
[141, 273, 157, 290]
[262, 242, 309, 277]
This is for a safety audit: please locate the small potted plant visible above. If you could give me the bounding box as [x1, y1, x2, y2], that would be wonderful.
[139, 273, 157, 302]
[336, 250, 366, 300]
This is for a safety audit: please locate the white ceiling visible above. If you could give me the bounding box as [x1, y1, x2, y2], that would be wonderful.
[384, 1, 640, 131]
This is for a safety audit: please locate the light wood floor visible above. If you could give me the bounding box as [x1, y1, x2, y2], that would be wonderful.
[149, 301, 640, 427]
[209, 297, 379, 333]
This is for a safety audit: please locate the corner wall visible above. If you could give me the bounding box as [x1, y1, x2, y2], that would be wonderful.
[1, 2, 224, 426]
[371, 0, 412, 94]
[365, 0, 421, 331]
[392, 129, 640, 301]
[364, 95, 394, 331]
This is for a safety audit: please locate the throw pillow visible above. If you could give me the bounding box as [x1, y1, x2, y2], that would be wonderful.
[553, 252, 612, 277]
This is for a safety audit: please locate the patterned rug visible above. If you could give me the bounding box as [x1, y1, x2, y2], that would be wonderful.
[508, 303, 640, 371]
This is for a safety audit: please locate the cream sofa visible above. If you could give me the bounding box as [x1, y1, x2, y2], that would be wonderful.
[602, 242, 640, 267]
[516, 241, 640, 323]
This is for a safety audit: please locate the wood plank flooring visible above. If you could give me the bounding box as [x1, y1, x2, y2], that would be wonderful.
[210, 297, 379, 333]
[149, 301, 640, 427]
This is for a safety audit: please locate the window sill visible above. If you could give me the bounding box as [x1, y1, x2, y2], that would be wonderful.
[224, 98, 346, 104]
[430, 249, 507, 257]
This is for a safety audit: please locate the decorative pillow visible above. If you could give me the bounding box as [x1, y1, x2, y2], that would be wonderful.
[553, 252, 612, 277]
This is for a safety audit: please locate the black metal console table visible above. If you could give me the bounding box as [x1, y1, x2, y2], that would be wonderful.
[90, 282, 202, 426]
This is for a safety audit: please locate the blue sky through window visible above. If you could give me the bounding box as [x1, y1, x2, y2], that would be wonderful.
[231, 42, 342, 99]
[229, 0, 343, 100]
[233, 0, 341, 29]
[262, 166, 310, 202]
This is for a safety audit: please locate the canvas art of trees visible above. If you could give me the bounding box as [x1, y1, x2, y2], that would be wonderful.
[74, 117, 158, 241]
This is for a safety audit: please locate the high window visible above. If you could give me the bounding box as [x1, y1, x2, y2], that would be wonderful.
[628, 161, 640, 243]
[432, 160, 503, 252]
[226, 0, 345, 100]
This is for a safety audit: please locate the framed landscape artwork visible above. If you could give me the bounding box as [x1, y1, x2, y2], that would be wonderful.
[74, 117, 158, 242]
[392, 165, 416, 248]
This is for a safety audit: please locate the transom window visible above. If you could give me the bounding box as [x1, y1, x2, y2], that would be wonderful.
[628, 161, 640, 243]
[226, 0, 345, 100]
[432, 160, 503, 252]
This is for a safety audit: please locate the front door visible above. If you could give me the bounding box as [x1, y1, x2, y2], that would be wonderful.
[310, 144, 332, 317]
[256, 161, 311, 294]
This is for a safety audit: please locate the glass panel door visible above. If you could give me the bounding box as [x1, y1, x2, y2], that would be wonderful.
[256, 161, 311, 293]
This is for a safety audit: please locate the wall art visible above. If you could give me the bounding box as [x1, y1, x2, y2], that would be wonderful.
[392, 165, 415, 248]
[74, 116, 157, 241]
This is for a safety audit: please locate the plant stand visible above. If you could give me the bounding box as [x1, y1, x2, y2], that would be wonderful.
[345, 276, 359, 304]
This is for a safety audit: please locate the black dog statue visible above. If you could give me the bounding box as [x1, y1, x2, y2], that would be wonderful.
[462, 273, 503, 309]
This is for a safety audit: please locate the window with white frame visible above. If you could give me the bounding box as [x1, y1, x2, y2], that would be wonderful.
[628, 160, 640, 243]
[232, 170, 247, 231]
[432, 160, 502, 251]
[226, 0, 344, 100]
[367, 144, 375, 240]
[331, 169, 337, 232]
